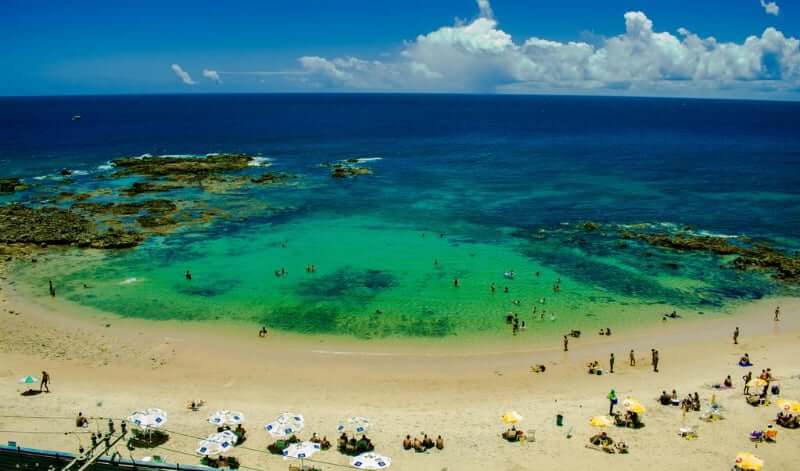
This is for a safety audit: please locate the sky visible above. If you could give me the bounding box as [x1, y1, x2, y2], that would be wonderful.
[1, 0, 799, 99]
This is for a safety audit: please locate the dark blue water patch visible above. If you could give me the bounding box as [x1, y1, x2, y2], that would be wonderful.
[174, 278, 240, 297]
[293, 267, 398, 303]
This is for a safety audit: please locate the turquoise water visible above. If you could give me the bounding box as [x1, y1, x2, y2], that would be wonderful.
[3, 95, 800, 339]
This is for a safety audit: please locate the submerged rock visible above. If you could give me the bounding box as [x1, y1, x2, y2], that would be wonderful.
[122, 181, 185, 196]
[330, 164, 372, 178]
[251, 172, 294, 185]
[0, 177, 29, 193]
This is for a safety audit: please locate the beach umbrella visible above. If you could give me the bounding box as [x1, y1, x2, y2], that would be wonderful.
[351, 452, 391, 469]
[501, 411, 523, 425]
[590, 416, 613, 428]
[18, 375, 38, 384]
[622, 398, 646, 415]
[127, 408, 168, 429]
[209, 430, 238, 446]
[265, 412, 304, 438]
[282, 441, 321, 468]
[777, 399, 800, 413]
[196, 440, 223, 457]
[337, 416, 371, 434]
[208, 410, 245, 426]
[735, 452, 763, 471]
[747, 378, 768, 389]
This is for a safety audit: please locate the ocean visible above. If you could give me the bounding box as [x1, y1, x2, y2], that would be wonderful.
[2, 94, 799, 339]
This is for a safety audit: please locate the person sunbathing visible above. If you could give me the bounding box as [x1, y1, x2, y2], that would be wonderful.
[739, 353, 752, 367]
[723, 375, 733, 388]
[615, 441, 629, 454]
[413, 437, 424, 452]
[590, 431, 613, 446]
[659, 390, 671, 405]
[435, 435, 444, 450]
[320, 436, 331, 450]
[765, 424, 778, 442]
[309, 433, 321, 443]
[75, 412, 89, 428]
[530, 364, 546, 373]
[403, 435, 413, 450]
[234, 424, 247, 442]
[587, 361, 600, 374]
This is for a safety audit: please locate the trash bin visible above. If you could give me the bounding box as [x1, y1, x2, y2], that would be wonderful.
[556, 414, 564, 426]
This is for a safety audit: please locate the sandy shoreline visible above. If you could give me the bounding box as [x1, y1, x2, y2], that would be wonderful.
[1, 271, 800, 470]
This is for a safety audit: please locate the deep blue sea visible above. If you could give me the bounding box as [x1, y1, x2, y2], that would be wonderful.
[2, 94, 799, 338]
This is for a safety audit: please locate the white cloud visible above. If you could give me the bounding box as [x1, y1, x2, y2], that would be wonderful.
[761, 0, 780, 16]
[202, 69, 222, 83]
[477, 0, 494, 20]
[296, 0, 800, 97]
[170, 64, 196, 85]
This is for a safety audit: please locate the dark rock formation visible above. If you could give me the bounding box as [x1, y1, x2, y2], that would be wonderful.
[112, 154, 254, 178]
[122, 181, 184, 196]
[0, 177, 29, 193]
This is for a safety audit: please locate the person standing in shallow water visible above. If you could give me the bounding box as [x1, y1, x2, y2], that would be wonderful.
[185, 270, 192, 281]
[48, 280, 55, 298]
[453, 278, 459, 288]
[563, 335, 568, 352]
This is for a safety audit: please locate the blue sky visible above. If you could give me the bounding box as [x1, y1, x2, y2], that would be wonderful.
[1, 0, 798, 98]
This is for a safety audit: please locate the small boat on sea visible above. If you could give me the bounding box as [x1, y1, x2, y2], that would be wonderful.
[71, 115, 81, 121]
[504, 271, 515, 280]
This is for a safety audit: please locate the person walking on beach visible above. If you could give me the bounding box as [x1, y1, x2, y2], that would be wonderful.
[609, 353, 615, 373]
[40, 371, 50, 393]
[563, 335, 569, 352]
[629, 349, 636, 366]
[48, 280, 55, 298]
[774, 306, 780, 321]
[607, 389, 618, 415]
[733, 327, 739, 345]
[651, 349, 659, 373]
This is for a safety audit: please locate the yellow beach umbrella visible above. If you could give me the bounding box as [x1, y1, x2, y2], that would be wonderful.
[622, 398, 646, 415]
[590, 416, 613, 428]
[747, 378, 768, 389]
[501, 411, 523, 425]
[777, 399, 800, 413]
[735, 452, 763, 471]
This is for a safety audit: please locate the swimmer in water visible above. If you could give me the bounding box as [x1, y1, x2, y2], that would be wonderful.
[185, 270, 192, 280]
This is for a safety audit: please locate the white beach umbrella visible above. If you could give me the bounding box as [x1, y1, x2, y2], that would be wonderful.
[127, 408, 168, 429]
[208, 410, 245, 426]
[265, 412, 304, 438]
[196, 440, 223, 457]
[337, 416, 371, 434]
[351, 452, 391, 469]
[209, 430, 238, 446]
[282, 441, 321, 460]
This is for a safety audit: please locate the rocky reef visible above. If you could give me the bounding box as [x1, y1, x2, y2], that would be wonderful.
[122, 181, 185, 196]
[618, 226, 800, 283]
[0, 204, 143, 249]
[112, 153, 254, 179]
[0, 177, 28, 193]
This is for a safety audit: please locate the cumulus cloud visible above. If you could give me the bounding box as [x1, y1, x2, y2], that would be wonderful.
[761, 0, 780, 16]
[477, 0, 494, 20]
[203, 69, 222, 83]
[296, 0, 800, 96]
[170, 64, 196, 85]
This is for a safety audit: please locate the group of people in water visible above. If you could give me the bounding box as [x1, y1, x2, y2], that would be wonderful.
[402, 434, 444, 452]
